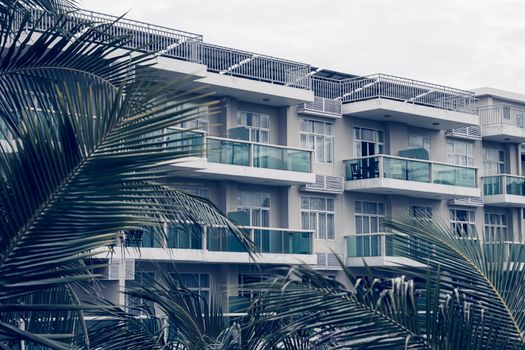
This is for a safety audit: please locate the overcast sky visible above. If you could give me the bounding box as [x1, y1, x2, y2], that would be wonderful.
[82, 0, 525, 93]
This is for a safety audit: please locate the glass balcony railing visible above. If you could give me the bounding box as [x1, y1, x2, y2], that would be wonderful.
[483, 175, 525, 196]
[207, 227, 313, 255]
[344, 155, 477, 188]
[346, 233, 409, 258]
[206, 137, 312, 173]
[128, 224, 313, 255]
[484, 242, 525, 262]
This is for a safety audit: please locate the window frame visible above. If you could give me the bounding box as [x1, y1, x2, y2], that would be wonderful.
[300, 195, 335, 240]
[300, 119, 334, 164]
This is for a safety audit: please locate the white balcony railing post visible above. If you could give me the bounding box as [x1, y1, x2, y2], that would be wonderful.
[202, 225, 207, 252]
[379, 155, 384, 179]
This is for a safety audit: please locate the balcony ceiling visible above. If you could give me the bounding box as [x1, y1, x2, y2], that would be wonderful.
[342, 98, 480, 130]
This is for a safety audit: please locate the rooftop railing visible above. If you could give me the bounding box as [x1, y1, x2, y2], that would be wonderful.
[483, 175, 525, 196]
[479, 105, 525, 128]
[22, 8, 312, 88]
[21, 8, 204, 62]
[344, 155, 478, 188]
[202, 43, 311, 89]
[339, 74, 478, 114]
[206, 136, 313, 173]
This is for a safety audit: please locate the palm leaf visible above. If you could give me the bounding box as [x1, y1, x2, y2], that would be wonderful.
[0, 5, 251, 348]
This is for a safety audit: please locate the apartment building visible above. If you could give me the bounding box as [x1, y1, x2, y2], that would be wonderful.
[24, 9, 525, 313]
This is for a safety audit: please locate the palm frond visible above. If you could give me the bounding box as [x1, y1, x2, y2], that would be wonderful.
[0, 5, 251, 348]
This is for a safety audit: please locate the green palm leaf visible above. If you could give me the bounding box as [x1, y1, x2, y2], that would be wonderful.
[0, 5, 251, 348]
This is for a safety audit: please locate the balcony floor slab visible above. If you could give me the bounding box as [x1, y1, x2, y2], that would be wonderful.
[342, 98, 479, 130]
[481, 125, 525, 143]
[96, 248, 317, 265]
[483, 194, 525, 207]
[345, 178, 481, 200]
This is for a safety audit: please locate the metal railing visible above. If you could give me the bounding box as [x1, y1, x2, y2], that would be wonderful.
[300, 96, 342, 116]
[483, 175, 525, 196]
[339, 74, 478, 114]
[206, 136, 313, 173]
[446, 126, 482, 139]
[479, 105, 525, 128]
[312, 76, 342, 99]
[20, 8, 312, 88]
[344, 155, 478, 188]
[20, 8, 204, 62]
[202, 43, 311, 89]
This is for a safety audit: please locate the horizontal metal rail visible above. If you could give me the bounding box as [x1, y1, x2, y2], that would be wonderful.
[202, 43, 311, 89]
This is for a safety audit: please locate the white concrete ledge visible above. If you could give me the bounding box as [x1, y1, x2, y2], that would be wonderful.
[342, 98, 479, 130]
[345, 178, 481, 200]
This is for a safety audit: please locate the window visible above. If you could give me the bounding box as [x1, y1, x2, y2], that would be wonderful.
[172, 185, 210, 199]
[484, 213, 508, 242]
[449, 208, 477, 238]
[172, 273, 210, 302]
[355, 201, 385, 235]
[410, 205, 433, 220]
[237, 191, 270, 227]
[408, 134, 431, 154]
[300, 119, 334, 164]
[483, 148, 505, 176]
[353, 127, 384, 157]
[126, 272, 156, 315]
[238, 274, 270, 300]
[176, 104, 209, 132]
[447, 139, 474, 166]
[301, 196, 335, 240]
[237, 112, 269, 143]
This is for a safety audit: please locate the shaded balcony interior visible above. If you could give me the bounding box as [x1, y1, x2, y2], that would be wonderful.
[344, 154, 480, 199]
[483, 175, 525, 207]
[479, 105, 525, 143]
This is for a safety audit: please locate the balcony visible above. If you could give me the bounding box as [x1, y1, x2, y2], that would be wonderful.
[120, 225, 316, 265]
[298, 96, 342, 118]
[483, 175, 525, 207]
[344, 155, 480, 199]
[479, 105, 525, 143]
[340, 74, 479, 130]
[345, 234, 424, 267]
[298, 77, 343, 118]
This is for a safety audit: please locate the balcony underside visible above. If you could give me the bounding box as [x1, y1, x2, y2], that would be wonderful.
[484, 194, 525, 207]
[139, 62, 314, 107]
[346, 256, 425, 267]
[481, 125, 525, 143]
[97, 248, 317, 265]
[195, 72, 314, 106]
[170, 159, 316, 185]
[342, 98, 479, 130]
[345, 178, 481, 200]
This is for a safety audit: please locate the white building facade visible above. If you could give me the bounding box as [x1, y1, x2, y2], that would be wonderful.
[59, 10, 525, 313]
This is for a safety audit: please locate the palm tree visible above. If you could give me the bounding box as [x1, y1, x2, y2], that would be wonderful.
[0, 2, 251, 348]
[247, 217, 525, 349]
[85, 268, 323, 350]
